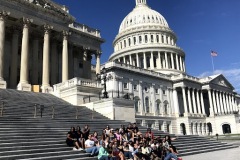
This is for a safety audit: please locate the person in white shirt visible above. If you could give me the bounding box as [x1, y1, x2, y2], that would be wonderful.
[85, 135, 99, 157]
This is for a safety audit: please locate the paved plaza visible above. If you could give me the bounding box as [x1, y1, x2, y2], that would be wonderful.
[182, 146, 240, 160]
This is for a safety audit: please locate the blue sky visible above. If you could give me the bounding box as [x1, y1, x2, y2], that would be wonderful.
[54, 0, 240, 92]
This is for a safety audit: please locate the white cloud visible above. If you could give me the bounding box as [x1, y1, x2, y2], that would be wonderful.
[198, 68, 240, 93]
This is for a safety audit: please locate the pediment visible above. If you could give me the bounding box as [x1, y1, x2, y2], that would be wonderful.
[209, 74, 234, 89]
[25, 0, 73, 20]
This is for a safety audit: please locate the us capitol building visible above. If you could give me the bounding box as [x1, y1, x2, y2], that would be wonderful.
[0, 0, 239, 135]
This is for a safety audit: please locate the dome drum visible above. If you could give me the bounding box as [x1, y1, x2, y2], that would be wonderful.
[109, 0, 186, 75]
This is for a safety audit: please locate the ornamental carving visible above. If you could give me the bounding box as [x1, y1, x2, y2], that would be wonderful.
[0, 11, 10, 21]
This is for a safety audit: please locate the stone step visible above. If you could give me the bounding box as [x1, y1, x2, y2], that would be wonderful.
[1, 151, 90, 160]
[179, 145, 238, 157]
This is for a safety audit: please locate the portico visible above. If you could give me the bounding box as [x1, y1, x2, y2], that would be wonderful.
[0, 0, 104, 91]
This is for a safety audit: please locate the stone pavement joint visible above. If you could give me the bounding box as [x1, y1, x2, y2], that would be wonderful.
[182, 147, 240, 160]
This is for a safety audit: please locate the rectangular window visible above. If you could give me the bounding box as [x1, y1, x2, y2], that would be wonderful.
[145, 35, 148, 43]
[139, 36, 142, 44]
[134, 85, 137, 90]
[155, 89, 159, 94]
[151, 35, 154, 43]
[123, 83, 128, 89]
[162, 90, 166, 95]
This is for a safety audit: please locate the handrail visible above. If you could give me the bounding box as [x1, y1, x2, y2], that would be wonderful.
[0, 102, 4, 117]
[52, 106, 55, 119]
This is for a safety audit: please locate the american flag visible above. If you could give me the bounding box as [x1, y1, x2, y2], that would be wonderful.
[211, 50, 218, 57]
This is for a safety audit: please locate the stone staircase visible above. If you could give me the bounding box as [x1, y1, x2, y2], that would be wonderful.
[0, 89, 238, 159]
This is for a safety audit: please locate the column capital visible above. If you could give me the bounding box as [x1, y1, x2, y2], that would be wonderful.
[0, 11, 10, 21]
[43, 24, 53, 34]
[62, 30, 71, 40]
[95, 50, 102, 57]
[22, 17, 33, 28]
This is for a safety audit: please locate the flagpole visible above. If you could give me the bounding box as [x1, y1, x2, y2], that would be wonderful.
[211, 53, 215, 72]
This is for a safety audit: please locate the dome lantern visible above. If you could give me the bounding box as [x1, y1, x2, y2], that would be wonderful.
[135, 0, 147, 6]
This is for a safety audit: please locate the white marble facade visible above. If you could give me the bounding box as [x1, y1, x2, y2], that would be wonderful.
[0, 0, 239, 135]
[0, 0, 104, 92]
[103, 0, 240, 135]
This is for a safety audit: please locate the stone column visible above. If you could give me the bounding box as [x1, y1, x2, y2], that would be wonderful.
[208, 89, 214, 117]
[200, 91, 206, 115]
[167, 88, 172, 116]
[192, 89, 197, 114]
[95, 51, 101, 75]
[173, 88, 179, 117]
[139, 81, 143, 115]
[0, 11, 9, 88]
[222, 92, 227, 114]
[180, 56, 183, 71]
[212, 90, 217, 115]
[150, 51, 154, 69]
[187, 88, 193, 114]
[62, 31, 70, 82]
[165, 52, 169, 69]
[158, 52, 162, 69]
[163, 35, 167, 44]
[216, 91, 222, 114]
[123, 56, 126, 64]
[182, 87, 188, 116]
[10, 28, 19, 88]
[17, 18, 32, 91]
[176, 54, 179, 70]
[170, 53, 175, 69]
[219, 92, 224, 114]
[41, 25, 53, 93]
[226, 93, 230, 114]
[143, 52, 147, 69]
[68, 45, 74, 79]
[129, 54, 132, 65]
[182, 58, 186, 72]
[196, 89, 201, 114]
[136, 53, 139, 67]
[231, 95, 236, 112]
[228, 94, 233, 113]
[50, 41, 58, 85]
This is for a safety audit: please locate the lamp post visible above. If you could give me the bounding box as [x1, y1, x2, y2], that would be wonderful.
[97, 67, 109, 99]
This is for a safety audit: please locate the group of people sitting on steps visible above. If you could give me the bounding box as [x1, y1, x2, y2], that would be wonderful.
[66, 123, 181, 160]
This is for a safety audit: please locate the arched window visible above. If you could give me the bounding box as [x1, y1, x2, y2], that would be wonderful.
[134, 96, 140, 113]
[145, 97, 149, 113]
[156, 99, 161, 115]
[222, 124, 231, 134]
[163, 101, 168, 115]
[164, 104, 167, 114]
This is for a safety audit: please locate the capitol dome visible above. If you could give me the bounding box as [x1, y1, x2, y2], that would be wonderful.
[109, 0, 186, 75]
[119, 0, 169, 34]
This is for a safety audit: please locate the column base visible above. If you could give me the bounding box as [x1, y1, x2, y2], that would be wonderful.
[41, 85, 53, 93]
[17, 82, 31, 91]
[0, 80, 7, 89]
